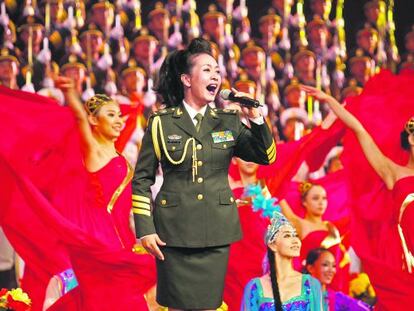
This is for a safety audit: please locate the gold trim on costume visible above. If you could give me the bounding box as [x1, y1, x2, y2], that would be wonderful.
[107, 160, 133, 213]
[319, 222, 350, 268]
[398, 193, 414, 273]
[320, 223, 341, 249]
[339, 243, 351, 268]
[106, 157, 133, 249]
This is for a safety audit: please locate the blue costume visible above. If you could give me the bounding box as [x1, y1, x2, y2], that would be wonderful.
[242, 274, 323, 311]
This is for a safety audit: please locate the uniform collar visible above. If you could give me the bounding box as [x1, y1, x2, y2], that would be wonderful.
[182, 100, 208, 122]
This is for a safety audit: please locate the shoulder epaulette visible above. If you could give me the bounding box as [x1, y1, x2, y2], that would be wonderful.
[152, 107, 176, 117]
[215, 108, 238, 115]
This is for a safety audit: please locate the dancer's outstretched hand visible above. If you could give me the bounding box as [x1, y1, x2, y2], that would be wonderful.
[300, 85, 334, 103]
[54, 76, 82, 107]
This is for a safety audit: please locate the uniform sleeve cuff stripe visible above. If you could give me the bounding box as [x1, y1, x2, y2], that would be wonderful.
[132, 194, 151, 204]
[266, 141, 276, 155]
[267, 146, 276, 159]
[132, 201, 151, 210]
[268, 151, 277, 163]
[132, 208, 151, 216]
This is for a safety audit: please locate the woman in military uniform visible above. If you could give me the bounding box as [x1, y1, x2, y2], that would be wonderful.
[132, 37, 276, 310]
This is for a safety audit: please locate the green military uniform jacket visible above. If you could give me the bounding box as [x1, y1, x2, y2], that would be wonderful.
[132, 104, 276, 248]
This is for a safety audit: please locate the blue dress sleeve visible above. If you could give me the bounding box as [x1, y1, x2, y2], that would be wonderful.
[305, 275, 324, 311]
[241, 278, 261, 311]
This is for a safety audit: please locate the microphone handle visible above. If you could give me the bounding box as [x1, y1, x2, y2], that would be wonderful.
[236, 96, 262, 108]
[227, 92, 261, 108]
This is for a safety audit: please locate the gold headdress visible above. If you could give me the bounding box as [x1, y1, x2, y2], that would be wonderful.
[85, 94, 116, 115]
[298, 181, 313, 198]
[405, 117, 414, 135]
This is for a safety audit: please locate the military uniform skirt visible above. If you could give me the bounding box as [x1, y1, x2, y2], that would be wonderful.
[156, 245, 230, 309]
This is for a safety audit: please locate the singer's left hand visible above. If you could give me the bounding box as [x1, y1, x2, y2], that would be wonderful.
[230, 88, 261, 119]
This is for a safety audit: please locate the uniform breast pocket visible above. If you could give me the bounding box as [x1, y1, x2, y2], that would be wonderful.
[211, 141, 236, 169]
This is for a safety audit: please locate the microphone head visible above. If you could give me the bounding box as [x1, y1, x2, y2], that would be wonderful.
[219, 89, 231, 100]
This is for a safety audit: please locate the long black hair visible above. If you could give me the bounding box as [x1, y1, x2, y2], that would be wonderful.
[267, 247, 283, 311]
[154, 38, 213, 107]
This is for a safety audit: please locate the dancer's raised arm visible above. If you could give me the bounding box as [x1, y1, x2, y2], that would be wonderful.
[301, 85, 400, 189]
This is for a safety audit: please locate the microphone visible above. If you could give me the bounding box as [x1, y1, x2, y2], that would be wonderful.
[219, 89, 262, 108]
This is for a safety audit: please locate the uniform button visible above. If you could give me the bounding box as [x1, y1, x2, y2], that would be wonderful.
[223, 144, 227, 148]
[197, 177, 203, 183]
[197, 160, 203, 167]
[161, 199, 167, 205]
[172, 146, 176, 151]
[197, 194, 203, 200]
[196, 144, 202, 150]
[230, 197, 234, 203]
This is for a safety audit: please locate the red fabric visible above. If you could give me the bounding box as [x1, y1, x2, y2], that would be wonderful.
[264, 123, 345, 200]
[115, 94, 145, 152]
[47, 288, 81, 311]
[305, 123, 345, 173]
[0, 86, 156, 310]
[223, 187, 269, 310]
[340, 70, 414, 309]
[228, 161, 241, 182]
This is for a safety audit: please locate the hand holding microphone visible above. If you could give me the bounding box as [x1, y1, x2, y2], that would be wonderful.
[220, 88, 262, 119]
[219, 89, 262, 108]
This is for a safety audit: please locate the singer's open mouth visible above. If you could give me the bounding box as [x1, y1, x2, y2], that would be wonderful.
[206, 84, 218, 94]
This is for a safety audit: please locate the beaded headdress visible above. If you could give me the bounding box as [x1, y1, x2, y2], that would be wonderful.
[85, 94, 116, 115]
[265, 211, 296, 245]
[405, 117, 414, 135]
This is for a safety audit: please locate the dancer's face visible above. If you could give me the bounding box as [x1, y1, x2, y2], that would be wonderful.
[270, 225, 301, 258]
[181, 53, 221, 106]
[91, 103, 124, 140]
[303, 185, 327, 216]
[307, 251, 336, 286]
[235, 158, 259, 177]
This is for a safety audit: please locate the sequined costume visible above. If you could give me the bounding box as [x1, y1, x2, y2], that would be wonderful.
[241, 274, 323, 311]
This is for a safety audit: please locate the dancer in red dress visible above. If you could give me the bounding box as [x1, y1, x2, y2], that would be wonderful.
[0, 82, 156, 310]
[301, 71, 414, 309]
[279, 182, 350, 292]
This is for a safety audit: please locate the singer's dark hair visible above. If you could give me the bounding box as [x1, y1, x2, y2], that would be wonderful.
[267, 248, 283, 311]
[154, 38, 213, 107]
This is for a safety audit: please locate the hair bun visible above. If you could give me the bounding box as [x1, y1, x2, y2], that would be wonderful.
[298, 181, 313, 197]
[187, 38, 212, 55]
[405, 117, 414, 135]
